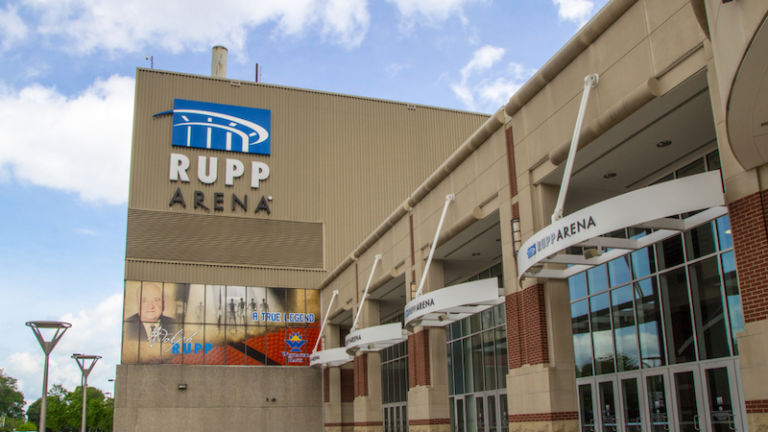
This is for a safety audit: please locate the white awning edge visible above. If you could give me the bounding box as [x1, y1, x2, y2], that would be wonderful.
[309, 347, 352, 367]
[344, 322, 407, 355]
[517, 171, 727, 280]
[403, 278, 503, 331]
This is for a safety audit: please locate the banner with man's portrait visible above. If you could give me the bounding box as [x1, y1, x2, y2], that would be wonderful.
[122, 281, 321, 366]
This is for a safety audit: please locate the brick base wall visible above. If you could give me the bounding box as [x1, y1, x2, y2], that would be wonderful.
[354, 353, 369, 397]
[341, 368, 354, 403]
[506, 284, 549, 369]
[727, 190, 768, 323]
[324, 367, 330, 402]
[746, 399, 768, 413]
[408, 329, 431, 387]
[508, 412, 579, 422]
[409, 418, 450, 425]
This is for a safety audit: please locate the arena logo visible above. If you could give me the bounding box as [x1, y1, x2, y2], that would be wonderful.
[345, 334, 362, 345]
[527, 216, 597, 258]
[404, 297, 435, 318]
[155, 99, 271, 155]
[155, 99, 274, 215]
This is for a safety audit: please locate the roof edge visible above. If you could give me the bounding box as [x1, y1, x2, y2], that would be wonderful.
[504, 0, 638, 117]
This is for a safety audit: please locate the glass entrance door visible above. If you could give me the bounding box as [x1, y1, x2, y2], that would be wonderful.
[645, 374, 671, 432]
[577, 378, 623, 432]
[576, 359, 744, 432]
[668, 360, 744, 432]
[452, 392, 506, 432]
[670, 367, 702, 432]
[701, 362, 744, 432]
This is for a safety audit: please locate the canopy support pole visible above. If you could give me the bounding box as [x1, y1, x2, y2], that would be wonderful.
[311, 289, 340, 355]
[351, 254, 382, 330]
[416, 194, 455, 298]
[552, 74, 599, 223]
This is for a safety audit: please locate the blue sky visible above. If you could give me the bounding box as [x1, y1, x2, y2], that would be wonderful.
[0, 0, 608, 404]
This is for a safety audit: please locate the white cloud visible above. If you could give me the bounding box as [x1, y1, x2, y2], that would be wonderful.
[477, 77, 524, 107]
[18, 0, 370, 52]
[322, 0, 370, 47]
[386, 0, 480, 27]
[0, 75, 134, 204]
[451, 45, 534, 112]
[552, 0, 594, 25]
[0, 5, 28, 50]
[459, 45, 505, 81]
[6, 293, 123, 402]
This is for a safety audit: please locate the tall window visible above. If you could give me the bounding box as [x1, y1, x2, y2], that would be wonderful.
[382, 312, 408, 432]
[447, 262, 508, 432]
[569, 151, 744, 377]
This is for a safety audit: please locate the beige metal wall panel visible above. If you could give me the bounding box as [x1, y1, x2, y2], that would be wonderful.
[124, 259, 324, 288]
[126, 209, 323, 268]
[128, 69, 488, 284]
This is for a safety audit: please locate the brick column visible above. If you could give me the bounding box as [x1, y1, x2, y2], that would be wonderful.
[504, 281, 578, 432]
[503, 182, 578, 432]
[727, 188, 768, 431]
[407, 260, 450, 432]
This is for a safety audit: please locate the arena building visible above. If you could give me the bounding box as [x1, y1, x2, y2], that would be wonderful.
[116, 1, 768, 432]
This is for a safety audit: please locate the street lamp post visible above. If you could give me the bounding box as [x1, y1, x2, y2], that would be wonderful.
[26, 321, 71, 432]
[71, 354, 101, 432]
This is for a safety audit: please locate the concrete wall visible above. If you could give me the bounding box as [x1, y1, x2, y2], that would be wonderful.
[114, 364, 321, 432]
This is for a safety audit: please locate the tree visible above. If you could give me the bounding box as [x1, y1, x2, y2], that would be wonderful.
[66, 386, 113, 432]
[0, 369, 26, 431]
[26, 384, 113, 432]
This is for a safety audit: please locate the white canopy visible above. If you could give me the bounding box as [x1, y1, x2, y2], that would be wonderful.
[344, 322, 408, 355]
[517, 171, 727, 280]
[403, 278, 503, 330]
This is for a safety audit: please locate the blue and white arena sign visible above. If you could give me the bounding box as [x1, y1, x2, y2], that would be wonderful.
[156, 99, 271, 155]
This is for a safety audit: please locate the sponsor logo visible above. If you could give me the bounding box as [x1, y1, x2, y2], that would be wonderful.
[283, 332, 309, 363]
[285, 332, 306, 353]
[528, 216, 597, 259]
[155, 99, 271, 155]
[404, 297, 435, 318]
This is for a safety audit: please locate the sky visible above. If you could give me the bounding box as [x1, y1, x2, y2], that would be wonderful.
[0, 0, 609, 405]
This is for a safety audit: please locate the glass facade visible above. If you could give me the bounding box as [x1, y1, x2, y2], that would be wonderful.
[447, 262, 508, 432]
[570, 151, 743, 376]
[570, 214, 742, 376]
[570, 152, 748, 432]
[382, 340, 409, 432]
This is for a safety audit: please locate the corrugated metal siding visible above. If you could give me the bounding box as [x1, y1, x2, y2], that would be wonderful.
[126, 209, 323, 268]
[128, 69, 488, 285]
[124, 260, 324, 288]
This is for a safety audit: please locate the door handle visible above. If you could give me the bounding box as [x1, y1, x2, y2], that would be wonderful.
[694, 414, 700, 431]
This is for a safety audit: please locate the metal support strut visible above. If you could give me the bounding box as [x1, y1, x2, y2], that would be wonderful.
[552, 74, 599, 223]
[311, 289, 339, 355]
[351, 254, 382, 330]
[415, 194, 455, 298]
